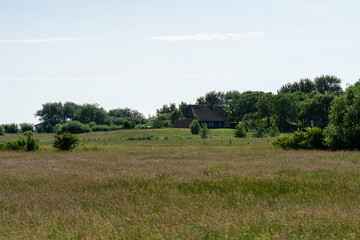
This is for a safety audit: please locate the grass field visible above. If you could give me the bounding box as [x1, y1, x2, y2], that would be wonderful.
[1, 129, 360, 239]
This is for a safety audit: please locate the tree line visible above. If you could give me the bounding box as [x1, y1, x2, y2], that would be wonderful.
[0, 74, 355, 146]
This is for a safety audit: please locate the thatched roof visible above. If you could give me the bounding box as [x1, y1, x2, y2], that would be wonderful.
[181, 105, 230, 122]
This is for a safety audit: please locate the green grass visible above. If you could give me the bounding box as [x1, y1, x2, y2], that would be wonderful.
[0, 129, 360, 239]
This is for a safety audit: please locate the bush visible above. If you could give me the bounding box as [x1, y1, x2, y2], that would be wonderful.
[5, 138, 26, 151]
[122, 120, 135, 129]
[190, 120, 201, 134]
[53, 132, 79, 151]
[57, 121, 91, 134]
[20, 123, 34, 132]
[234, 122, 247, 138]
[135, 124, 146, 129]
[91, 125, 110, 132]
[3, 123, 18, 133]
[24, 131, 39, 151]
[272, 127, 325, 150]
[0, 126, 5, 136]
[0, 132, 39, 151]
[109, 125, 122, 131]
[201, 124, 209, 139]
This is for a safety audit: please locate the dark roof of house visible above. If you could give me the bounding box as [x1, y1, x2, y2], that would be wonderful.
[181, 105, 230, 122]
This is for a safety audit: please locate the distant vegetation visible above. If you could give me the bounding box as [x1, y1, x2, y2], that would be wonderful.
[2, 74, 360, 150]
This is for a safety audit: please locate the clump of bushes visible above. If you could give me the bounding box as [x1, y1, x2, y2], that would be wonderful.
[190, 120, 201, 134]
[0, 131, 39, 151]
[53, 132, 79, 151]
[2, 123, 19, 133]
[56, 121, 91, 134]
[20, 123, 34, 132]
[272, 127, 325, 150]
[91, 125, 110, 132]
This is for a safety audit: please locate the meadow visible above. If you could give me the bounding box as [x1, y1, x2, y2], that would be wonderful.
[0, 129, 360, 239]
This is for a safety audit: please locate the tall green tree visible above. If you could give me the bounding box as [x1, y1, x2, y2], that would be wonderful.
[314, 75, 343, 94]
[228, 91, 265, 122]
[325, 81, 360, 149]
[273, 93, 299, 131]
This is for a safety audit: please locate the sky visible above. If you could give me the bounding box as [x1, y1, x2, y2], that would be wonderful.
[1, 0, 360, 124]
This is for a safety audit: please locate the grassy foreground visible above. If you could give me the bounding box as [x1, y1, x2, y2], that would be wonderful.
[1, 129, 360, 239]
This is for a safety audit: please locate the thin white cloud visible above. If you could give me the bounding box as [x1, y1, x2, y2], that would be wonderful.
[148, 32, 266, 42]
[0, 37, 84, 44]
[0, 74, 251, 83]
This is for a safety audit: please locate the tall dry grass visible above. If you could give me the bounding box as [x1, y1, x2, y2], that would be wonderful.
[0, 129, 359, 239]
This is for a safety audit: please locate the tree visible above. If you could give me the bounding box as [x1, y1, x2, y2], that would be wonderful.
[156, 103, 179, 121]
[256, 93, 274, 126]
[299, 93, 335, 127]
[273, 93, 299, 131]
[190, 120, 201, 134]
[228, 91, 265, 122]
[314, 75, 343, 95]
[35, 102, 64, 128]
[278, 78, 316, 94]
[325, 82, 360, 149]
[75, 104, 108, 125]
[200, 124, 209, 139]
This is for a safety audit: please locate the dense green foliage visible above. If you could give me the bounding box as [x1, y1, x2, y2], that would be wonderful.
[325, 82, 360, 150]
[234, 122, 246, 138]
[190, 120, 201, 134]
[2, 123, 19, 133]
[56, 121, 91, 134]
[272, 127, 325, 150]
[53, 132, 79, 151]
[20, 123, 34, 132]
[24, 131, 39, 151]
[0, 126, 5, 136]
[35, 102, 145, 133]
[0, 131, 38, 151]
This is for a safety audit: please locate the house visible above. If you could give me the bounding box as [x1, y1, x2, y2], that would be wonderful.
[172, 105, 231, 128]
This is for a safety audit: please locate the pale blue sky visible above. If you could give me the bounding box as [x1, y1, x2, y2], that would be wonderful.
[1, 0, 359, 123]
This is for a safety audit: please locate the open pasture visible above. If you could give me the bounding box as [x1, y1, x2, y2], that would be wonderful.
[0, 129, 360, 239]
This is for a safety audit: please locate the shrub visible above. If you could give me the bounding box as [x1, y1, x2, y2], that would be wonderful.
[91, 125, 110, 132]
[122, 120, 135, 129]
[234, 122, 247, 138]
[109, 125, 122, 131]
[135, 124, 146, 129]
[305, 127, 325, 149]
[24, 131, 39, 151]
[190, 120, 201, 134]
[58, 121, 91, 134]
[0, 126, 5, 136]
[201, 124, 209, 139]
[3, 123, 18, 133]
[20, 123, 34, 132]
[4, 138, 26, 151]
[272, 127, 325, 150]
[53, 132, 79, 151]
